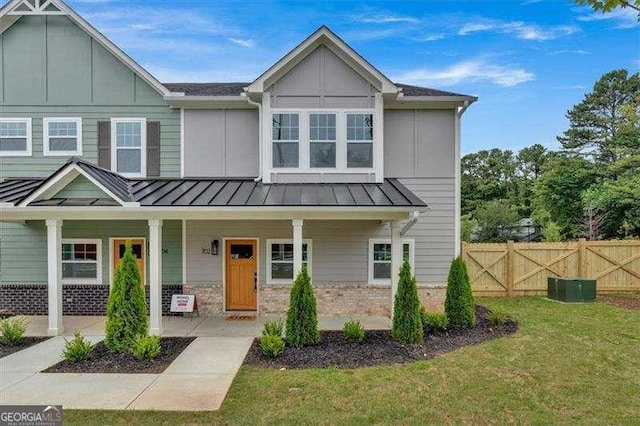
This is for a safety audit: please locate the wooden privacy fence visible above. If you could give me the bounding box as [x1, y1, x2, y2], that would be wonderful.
[462, 239, 640, 297]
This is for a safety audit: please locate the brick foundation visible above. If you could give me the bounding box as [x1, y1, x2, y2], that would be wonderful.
[0, 284, 183, 316]
[183, 284, 224, 316]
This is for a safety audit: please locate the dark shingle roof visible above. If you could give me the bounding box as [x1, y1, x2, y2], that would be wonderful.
[163, 82, 467, 98]
[0, 159, 426, 209]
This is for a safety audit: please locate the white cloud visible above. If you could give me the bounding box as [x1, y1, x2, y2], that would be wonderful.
[549, 49, 590, 55]
[411, 34, 446, 42]
[458, 23, 496, 35]
[147, 65, 260, 83]
[458, 19, 579, 41]
[394, 60, 535, 87]
[350, 13, 419, 24]
[229, 38, 254, 48]
[520, 0, 543, 4]
[576, 7, 638, 29]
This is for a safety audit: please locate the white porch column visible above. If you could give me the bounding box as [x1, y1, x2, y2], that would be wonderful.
[149, 219, 163, 335]
[292, 219, 304, 277]
[46, 219, 63, 336]
[390, 220, 403, 318]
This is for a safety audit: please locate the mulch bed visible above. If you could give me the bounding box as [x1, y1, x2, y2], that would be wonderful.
[598, 294, 640, 311]
[43, 337, 196, 374]
[0, 337, 52, 358]
[244, 306, 518, 369]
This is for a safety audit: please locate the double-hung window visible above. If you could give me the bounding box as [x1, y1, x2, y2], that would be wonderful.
[0, 118, 31, 157]
[346, 113, 373, 168]
[61, 239, 102, 284]
[44, 118, 82, 156]
[272, 113, 299, 168]
[111, 118, 146, 177]
[369, 239, 415, 284]
[309, 113, 336, 168]
[267, 239, 312, 283]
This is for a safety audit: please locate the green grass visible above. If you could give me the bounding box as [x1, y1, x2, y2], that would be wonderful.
[66, 298, 640, 425]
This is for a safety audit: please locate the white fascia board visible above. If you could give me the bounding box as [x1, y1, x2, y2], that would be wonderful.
[247, 27, 397, 95]
[164, 96, 254, 109]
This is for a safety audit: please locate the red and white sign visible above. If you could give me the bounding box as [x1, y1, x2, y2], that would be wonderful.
[170, 294, 196, 313]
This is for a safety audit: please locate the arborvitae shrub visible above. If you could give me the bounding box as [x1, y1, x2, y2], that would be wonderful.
[444, 257, 476, 328]
[105, 242, 148, 352]
[391, 260, 424, 344]
[285, 265, 320, 348]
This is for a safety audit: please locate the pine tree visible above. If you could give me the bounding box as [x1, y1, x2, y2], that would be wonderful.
[285, 265, 320, 348]
[105, 242, 148, 352]
[391, 260, 424, 344]
[445, 257, 476, 329]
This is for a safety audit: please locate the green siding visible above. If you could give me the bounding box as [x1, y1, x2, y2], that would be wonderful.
[54, 176, 110, 199]
[0, 16, 180, 179]
[0, 220, 182, 286]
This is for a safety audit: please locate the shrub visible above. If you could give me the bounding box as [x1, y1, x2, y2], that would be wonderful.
[62, 331, 95, 362]
[0, 317, 28, 346]
[445, 257, 477, 329]
[260, 334, 285, 358]
[131, 335, 161, 360]
[488, 308, 508, 326]
[105, 242, 148, 353]
[262, 318, 284, 338]
[392, 260, 424, 344]
[343, 320, 365, 343]
[286, 265, 321, 348]
[421, 310, 448, 333]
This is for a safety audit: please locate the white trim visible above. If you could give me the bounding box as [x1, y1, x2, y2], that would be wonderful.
[222, 237, 260, 313]
[110, 118, 147, 178]
[60, 238, 102, 284]
[180, 108, 185, 178]
[368, 238, 415, 285]
[43, 117, 83, 157]
[454, 109, 461, 258]
[0, 117, 32, 157]
[46, 218, 64, 335]
[149, 219, 163, 335]
[266, 238, 312, 284]
[108, 237, 147, 287]
[182, 219, 187, 285]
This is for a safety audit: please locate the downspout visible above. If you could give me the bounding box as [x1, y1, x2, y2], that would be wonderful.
[453, 100, 470, 257]
[400, 211, 422, 236]
[242, 92, 263, 182]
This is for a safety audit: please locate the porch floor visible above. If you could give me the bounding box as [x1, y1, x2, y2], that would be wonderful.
[21, 314, 392, 338]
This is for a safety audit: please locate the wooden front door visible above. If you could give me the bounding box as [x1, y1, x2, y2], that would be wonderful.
[225, 239, 257, 311]
[112, 239, 146, 285]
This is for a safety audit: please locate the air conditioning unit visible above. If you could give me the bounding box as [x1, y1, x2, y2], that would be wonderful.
[548, 277, 596, 303]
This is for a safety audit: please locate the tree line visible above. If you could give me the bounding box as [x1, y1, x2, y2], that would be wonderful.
[462, 69, 640, 242]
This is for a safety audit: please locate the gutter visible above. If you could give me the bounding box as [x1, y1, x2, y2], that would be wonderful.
[242, 92, 263, 182]
[400, 210, 422, 236]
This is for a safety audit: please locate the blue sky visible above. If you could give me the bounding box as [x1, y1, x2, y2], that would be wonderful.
[65, 0, 638, 154]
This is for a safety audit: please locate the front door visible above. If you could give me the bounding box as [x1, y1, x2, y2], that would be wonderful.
[225, 239, 257, 311]
[112, 238, 146, 285]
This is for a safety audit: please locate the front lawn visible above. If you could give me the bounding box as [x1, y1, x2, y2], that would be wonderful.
[66, 298, 640, 424]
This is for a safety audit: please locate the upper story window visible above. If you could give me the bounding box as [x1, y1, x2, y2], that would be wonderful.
[111, 118, 146, 178]
[346, 113, 373, 168]
[272, 113, 299, 168]
[270, 110, 376, 173]
[44, 118, 82, 156]
[0, 118, 32, 157]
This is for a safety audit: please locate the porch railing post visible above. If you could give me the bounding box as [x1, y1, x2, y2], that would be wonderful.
[46, 219, 64, 336]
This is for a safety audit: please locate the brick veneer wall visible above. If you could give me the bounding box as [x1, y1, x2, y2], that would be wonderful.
[0, 284, 183, 316]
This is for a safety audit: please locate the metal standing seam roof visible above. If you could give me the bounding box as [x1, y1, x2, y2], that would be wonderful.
[0, 159, 427, 209]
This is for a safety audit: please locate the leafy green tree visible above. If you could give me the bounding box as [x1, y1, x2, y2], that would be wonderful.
[445, 257, 476, 329]
[461, 214, 478, 242]
[391, 260, 424, 344]
[461, 149, 517, 216]
[105, 242, 148, 352]
[542, 222, 562, 242]
[574, 0, 640, 16]
[582, 175, 640, 238]
[474, 200, 520, 242]
[285, 265, 320, 348]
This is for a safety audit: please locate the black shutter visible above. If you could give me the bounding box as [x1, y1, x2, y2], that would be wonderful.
[97, 121, 111, 169]
[147, 121, 161, 177]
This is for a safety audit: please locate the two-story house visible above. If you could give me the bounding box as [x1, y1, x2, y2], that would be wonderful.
[0, 0, 476, 336]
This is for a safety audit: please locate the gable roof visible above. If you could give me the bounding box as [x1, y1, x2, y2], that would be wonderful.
[245, 26, 398, 95]
[0, 0, 171, 96]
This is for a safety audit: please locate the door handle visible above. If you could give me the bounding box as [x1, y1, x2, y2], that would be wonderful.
[254, 272, 257, 292]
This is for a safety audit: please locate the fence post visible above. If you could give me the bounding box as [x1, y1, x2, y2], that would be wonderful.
[506, 240, 515, 297]
[578, 238, 587, 277]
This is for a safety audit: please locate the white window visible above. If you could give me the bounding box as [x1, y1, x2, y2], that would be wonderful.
[61, 239, 102, 284]
[111, 118, 146, 177]
[309, 113, 336, 168]
[266, 239, 312, 283]
[368, 239, 415, 284]
[0, 118, 32, 157]
[43, 118, 82, 156]
[272, 113, 299, 168]
[346, 113, 373, 168]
